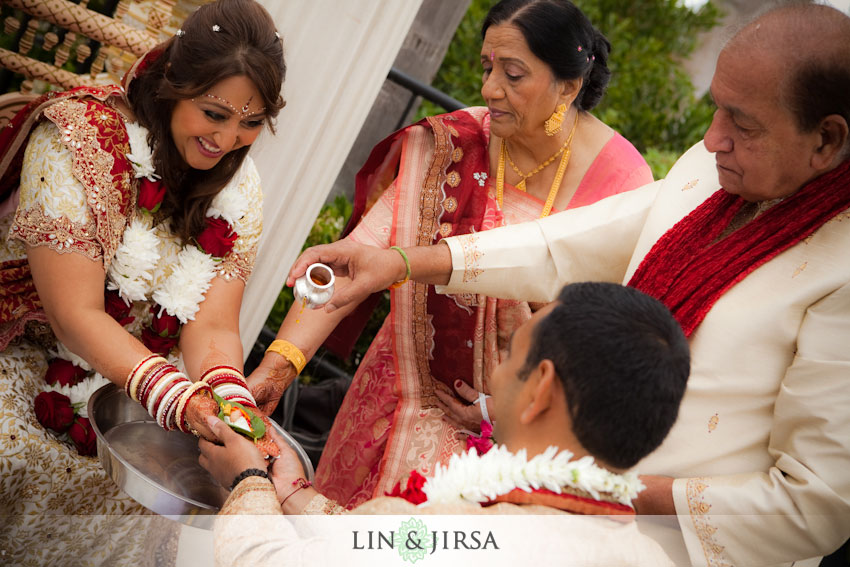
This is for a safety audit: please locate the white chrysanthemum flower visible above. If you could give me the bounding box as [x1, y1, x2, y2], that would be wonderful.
[125, 122, 158, 181]
[107, 217, 159, 302]
[420, 444, 644, 508]
[152, 245, 217, 323]
[207, 185, 249, 225]
[44, 373, 110, 417]
[53, 341, 92, 372]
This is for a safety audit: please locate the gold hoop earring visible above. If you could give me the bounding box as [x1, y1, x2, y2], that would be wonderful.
[544, 103, 568, 136]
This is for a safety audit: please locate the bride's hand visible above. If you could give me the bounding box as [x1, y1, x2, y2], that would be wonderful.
[184, 392, 221, 441]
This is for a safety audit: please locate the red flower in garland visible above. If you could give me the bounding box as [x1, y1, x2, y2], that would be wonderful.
[69, 417, 98, 456]
[466, 419, 495, 455]
[138, 178, 166, 214]
[141, 327, 179, 356]
[34, 391, 75, 433]
[387, 470, 428, 505]
[149, 305, 180, 337]
[44, 358, 87, 388]
[196, 217, 237, 258]
[104, 289, 135, 327]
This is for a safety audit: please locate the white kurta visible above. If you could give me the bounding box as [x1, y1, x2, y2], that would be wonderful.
[438, 142, 850, 567]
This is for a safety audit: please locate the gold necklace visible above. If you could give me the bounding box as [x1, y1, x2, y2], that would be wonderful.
[505, 136, 569, 192]
[497, 111, 579, 218]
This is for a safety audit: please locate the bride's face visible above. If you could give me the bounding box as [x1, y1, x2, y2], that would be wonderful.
[169, 75, 266, 170]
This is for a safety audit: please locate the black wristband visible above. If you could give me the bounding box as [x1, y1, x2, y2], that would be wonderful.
[230, 467, 269, 491]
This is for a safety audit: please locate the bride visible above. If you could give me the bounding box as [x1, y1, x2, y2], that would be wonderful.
[0, 0, 285, 564]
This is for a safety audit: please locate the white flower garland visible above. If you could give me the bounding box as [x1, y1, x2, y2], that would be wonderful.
[106, 123, 248, 324]
[124, 122, 158, 181]
[422, 445, 645, 507]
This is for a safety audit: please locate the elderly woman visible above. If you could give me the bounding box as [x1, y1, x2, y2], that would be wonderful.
[248, 0, 651, 509]
[0, 0, 284, 564]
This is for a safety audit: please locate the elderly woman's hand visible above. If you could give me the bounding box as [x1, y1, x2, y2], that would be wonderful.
[198, 416, 268, 490]
[247, 360, 298, 417]
[433, 380, 495, 433]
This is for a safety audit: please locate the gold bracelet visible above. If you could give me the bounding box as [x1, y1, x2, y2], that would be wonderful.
[266, 339, 306, 374]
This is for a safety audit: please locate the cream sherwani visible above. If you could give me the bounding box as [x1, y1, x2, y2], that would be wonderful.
[213, 478, 675, 567]
[438, 141, 850, 567]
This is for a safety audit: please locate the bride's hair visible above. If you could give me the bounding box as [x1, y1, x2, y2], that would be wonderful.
[128, 0, 286, 242]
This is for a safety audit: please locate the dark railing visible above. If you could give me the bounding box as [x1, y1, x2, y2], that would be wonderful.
[387, 66, 465, 130]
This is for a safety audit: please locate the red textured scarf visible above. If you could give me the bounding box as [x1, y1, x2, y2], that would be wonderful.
[629, 157, 850, 337]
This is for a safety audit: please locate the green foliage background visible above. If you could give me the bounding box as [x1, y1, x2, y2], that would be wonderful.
[420, 0, 721, 179]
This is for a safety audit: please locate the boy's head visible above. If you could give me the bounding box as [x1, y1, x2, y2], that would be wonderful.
[490, 282, 690, 470]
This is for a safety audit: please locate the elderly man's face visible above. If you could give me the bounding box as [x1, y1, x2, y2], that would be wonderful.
[704, 48, 821, 201]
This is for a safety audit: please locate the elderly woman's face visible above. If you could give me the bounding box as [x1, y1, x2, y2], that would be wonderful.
[480, 24, 565, 141]
[169, 75, 266, 170]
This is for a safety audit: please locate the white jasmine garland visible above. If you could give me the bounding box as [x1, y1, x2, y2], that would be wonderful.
[107, 216, 159, 302]
[53, 341, 92, 372]
[422, 445, 645, 507]
[105, 123, 247, 325]
[151, 245, 218, 323]
[44, 373, 110, 418]
[125, 122, 158, 181]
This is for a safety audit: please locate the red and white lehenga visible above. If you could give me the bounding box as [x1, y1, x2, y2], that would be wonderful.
[0, 87, 262, 565]
[314, 107, 652, 508]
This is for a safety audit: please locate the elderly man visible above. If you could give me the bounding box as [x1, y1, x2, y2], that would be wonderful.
[289, 3, 850, 566]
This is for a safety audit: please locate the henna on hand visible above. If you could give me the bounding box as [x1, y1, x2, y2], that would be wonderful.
[185, 392, 221, 441]
[249, 362, 297, 416]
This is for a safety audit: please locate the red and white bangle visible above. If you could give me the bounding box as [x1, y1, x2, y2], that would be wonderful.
[126, 355, 193, 431]
[125, 354, 162, 402]
[175, 380, 214, 433]
[201, 365, 257, 409]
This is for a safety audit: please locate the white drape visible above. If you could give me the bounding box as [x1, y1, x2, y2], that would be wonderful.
[239, 1, 423, 356]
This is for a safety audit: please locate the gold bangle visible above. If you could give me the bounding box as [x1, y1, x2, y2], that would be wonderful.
[266, 339, 306, 375]
[388, 246, 411, 289]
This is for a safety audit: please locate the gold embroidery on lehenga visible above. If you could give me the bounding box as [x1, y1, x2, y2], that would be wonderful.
[687, 477, 733, 567]
[41, 99, 134, 270]
[11, 203, 100, 260]
[452, 147, 463, 163]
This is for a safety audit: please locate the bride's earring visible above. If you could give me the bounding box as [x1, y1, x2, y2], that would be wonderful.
[544, 103, 567, 136]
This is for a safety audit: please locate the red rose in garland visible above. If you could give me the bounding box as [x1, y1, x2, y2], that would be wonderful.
[387, 470, 428, 505]
[196, 217, 238, 258]
[34, 391, 75, 433]
[44, 358, 88, 387]
[104, 289, 135, 327]
[137, 177, 166, 214]
[149, 305, 180, 337]
[69, 417, 98, 456]
[141, 327, 179, 356]
[466, 419, 495, 455]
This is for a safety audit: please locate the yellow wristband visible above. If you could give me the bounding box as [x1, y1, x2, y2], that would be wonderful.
[389, 246, 411, 289]
[266, 339, 307, 375]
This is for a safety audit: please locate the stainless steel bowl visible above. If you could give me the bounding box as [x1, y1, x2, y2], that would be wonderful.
[88, 383, 314, 529]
